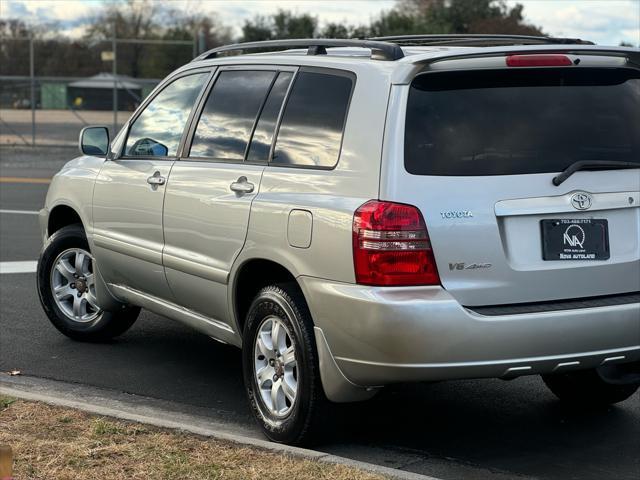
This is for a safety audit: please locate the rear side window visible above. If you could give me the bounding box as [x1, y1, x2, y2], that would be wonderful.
[405, 68, 640, 176]
[189, 70, 276, 159]
[125, 73, 207, 157]
[272, 71, 353, 168]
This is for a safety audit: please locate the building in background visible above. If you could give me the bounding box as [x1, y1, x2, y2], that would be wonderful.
[66, 73, 145, 111]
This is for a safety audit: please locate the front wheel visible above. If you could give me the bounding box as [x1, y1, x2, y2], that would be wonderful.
[542, 364, 639, 407]
[242, 284, 328, 445]
[37, 224, 139, 342]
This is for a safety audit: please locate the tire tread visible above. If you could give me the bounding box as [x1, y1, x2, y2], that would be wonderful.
[242, 282, 329, 445]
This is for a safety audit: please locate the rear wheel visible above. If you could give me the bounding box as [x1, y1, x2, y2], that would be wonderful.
[242, 284, 328, 445]
[542, 363, 640, 407]
[37, 224, 139, 342]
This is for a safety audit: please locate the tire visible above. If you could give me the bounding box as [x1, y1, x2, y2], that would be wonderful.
[242, 283, 328, 445]
[542, 366, 640, 407]
[37, 224, 140, 342]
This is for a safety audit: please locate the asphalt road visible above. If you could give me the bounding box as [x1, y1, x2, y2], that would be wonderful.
[1, 146, 639, 480]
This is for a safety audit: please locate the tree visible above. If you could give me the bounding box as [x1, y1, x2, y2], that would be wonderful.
[272, 11, 317, 38]
[36, 38, 103, 77]
[319, 23, 369, 39]
[164, 9, 232, 51]
[2, 1, 231, 79]
[241, 10, 317, 42]
[83, 0, 230, 77]
[0, 18, 31, 38]
[368, 9, 447, 37]
[0, 19, 32, 76]
[1, 0, 551, 81]
[240, 1, 542, 43]
[157, 9, 231, 72]
[0, 19, 102, 77]
[84, 0, 158, 78]
[241, 15, 274, 42]
[397, 0, 544, 35]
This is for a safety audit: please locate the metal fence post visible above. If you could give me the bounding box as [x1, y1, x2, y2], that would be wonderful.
[112, 22, 118, 134]
[30, 35, 35, 146]
[198, 28, 205, 56]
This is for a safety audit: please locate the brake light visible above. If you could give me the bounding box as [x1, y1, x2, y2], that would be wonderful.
[506, 54, 573, 67]
[353, 200, 440, 286]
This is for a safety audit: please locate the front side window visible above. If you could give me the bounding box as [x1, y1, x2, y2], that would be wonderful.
[272, 71, 353, 168]
[125, 73, 207, 157]
[189, 70, 276, 159]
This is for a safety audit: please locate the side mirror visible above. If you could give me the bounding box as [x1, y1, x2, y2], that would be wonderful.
[79, 126, 110, 157]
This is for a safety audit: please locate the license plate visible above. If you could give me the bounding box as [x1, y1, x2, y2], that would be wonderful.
[541, 219, 610, 260]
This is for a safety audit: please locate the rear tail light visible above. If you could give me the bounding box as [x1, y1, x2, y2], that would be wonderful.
[506, 54, 573, 67]
[352, 200, 440, 286]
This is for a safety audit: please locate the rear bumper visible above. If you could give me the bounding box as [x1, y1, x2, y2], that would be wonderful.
[299, 276, 640, 387]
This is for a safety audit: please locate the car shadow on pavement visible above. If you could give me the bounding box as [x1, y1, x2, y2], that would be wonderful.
[325, 379, 639, 480]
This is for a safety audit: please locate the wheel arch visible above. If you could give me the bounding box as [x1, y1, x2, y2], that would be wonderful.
[231, 257, 302, 338]
[231, 256, 376, 403]
[47, 203, 84, 237]
[44, 203, 124, 312]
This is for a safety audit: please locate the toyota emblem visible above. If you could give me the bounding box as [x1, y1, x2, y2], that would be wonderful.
[570, 192, 592, 210]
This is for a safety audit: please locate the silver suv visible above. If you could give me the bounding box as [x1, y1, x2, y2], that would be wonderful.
[37, 35, 640, 445]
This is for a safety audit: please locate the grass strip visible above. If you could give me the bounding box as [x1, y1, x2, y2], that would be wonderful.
[0, 395, 385, 480]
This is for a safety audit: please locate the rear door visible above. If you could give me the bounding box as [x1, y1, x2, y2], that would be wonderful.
[386, 63, 640, 306]
[162, 66, 295, 322]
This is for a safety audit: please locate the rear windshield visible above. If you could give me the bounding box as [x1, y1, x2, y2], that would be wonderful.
[405, 68, 640, 176]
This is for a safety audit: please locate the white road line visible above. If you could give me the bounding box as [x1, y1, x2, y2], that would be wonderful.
[0, 261, 38, 274]
[0, 209, 39, 215]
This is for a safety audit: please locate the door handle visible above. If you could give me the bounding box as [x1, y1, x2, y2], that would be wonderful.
[147, 171, 166, 186]
[230, 176, 254, 194]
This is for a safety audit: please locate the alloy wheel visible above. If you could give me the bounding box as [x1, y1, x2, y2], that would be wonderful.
[50, 248, 101, 323]
[253, 315, 299, 418]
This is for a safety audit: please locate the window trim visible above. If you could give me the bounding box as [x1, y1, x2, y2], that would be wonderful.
[115, 67, 214, 162]
[265, 69, 299, 166]
[267, 66, 357, 172]
[244, 71, 296, 165]
[182, 65, 299, 165]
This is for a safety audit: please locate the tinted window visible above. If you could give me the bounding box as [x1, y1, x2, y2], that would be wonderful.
[247, 72, 293, 163]
[125, 73, 206, 157]
[272, 71, 353, 168]
[405, 68, 640, 176]
[189, 70, 276, 159]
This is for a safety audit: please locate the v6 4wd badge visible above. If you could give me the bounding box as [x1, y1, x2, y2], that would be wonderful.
[449, 262, 492, 271]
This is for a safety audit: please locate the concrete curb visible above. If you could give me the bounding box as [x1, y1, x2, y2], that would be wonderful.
[0, 375, 439, 480]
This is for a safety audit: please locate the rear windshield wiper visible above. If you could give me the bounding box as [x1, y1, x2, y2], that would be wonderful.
[553, 160, 639, 186]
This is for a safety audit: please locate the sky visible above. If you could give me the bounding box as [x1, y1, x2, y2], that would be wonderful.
[1, 0, 639, 46]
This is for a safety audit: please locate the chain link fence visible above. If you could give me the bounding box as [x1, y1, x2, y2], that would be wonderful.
[0, 35, 197, 147]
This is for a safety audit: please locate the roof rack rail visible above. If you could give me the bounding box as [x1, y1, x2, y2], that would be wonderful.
[368, 34, 594, 46]
[193, 38, 405, 62]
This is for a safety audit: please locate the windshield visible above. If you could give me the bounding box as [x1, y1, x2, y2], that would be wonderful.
[405, 68, 640, 176]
